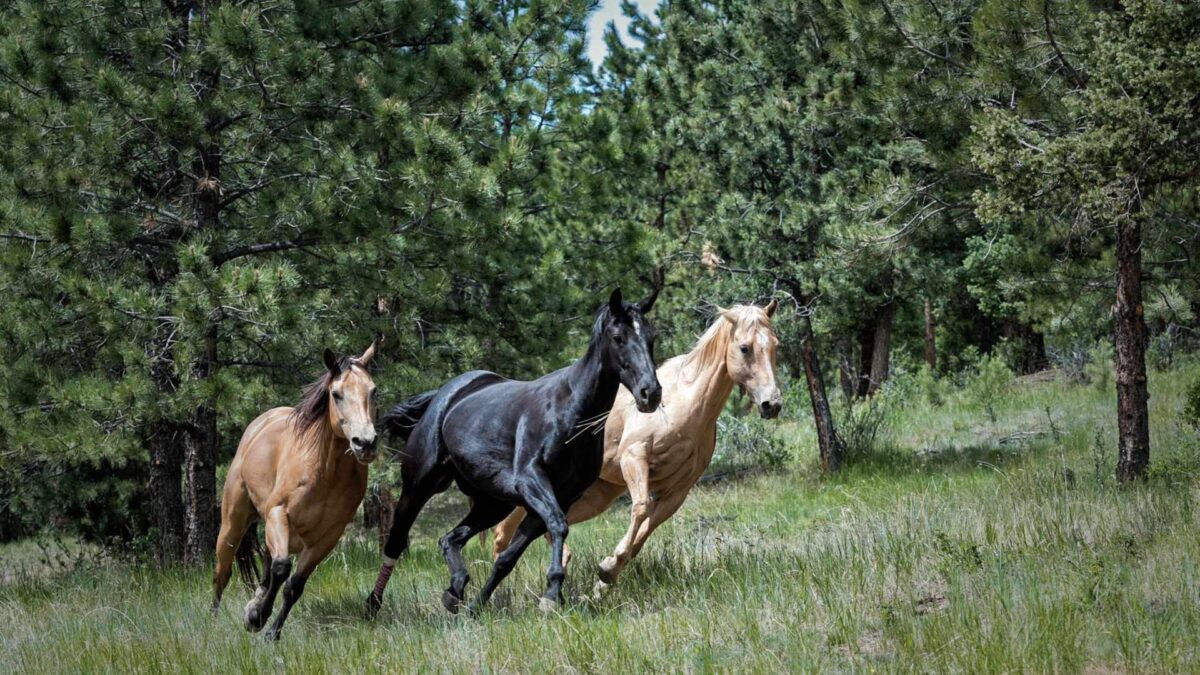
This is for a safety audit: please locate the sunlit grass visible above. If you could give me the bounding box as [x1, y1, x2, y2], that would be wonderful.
[2, 362, 1198, 672]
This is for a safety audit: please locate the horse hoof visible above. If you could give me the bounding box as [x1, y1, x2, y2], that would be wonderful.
[243, 601, 265, 633]
[244, 611, 263, 633]
[364, 593, 382, 620]
[538, 597, 560, 614]
[263, 628, 281, 642]
[441, 589, 462, 615]
[597, 558, 619, 585]
[592, 579, 612, 599]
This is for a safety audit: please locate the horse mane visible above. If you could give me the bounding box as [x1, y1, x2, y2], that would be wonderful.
[582, 303, 613, 360]
[289, 356, 353, 441]
[681, 305, 771, 379]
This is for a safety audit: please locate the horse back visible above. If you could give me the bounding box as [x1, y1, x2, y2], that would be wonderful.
[405, 371, 507, 474]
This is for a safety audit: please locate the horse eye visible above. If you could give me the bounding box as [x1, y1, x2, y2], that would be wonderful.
[332, 391, 344, 401]
[740, 344, 751, 355]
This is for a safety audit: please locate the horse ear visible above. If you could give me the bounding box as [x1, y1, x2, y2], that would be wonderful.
[323, 348, 340, 374]
[608, 287, 625, 317]
[357, 340, 377, 366]
[764, 299, 778, 318]
[719, 307, 737, 324]
[637, 287, 660, 314]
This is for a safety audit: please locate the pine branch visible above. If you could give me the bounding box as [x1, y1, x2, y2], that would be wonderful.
[210, 238, 319, 266]
[0, 231, 49, 244]
[880, 0, 967, 72]
[1042, 0, 1086, 90]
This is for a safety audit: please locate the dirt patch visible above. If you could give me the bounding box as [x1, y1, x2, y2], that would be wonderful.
[915, 592, 949, 615]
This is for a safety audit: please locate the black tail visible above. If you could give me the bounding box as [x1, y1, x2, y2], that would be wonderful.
[382, 390, 437, 443]
[235, 522, 265, 589]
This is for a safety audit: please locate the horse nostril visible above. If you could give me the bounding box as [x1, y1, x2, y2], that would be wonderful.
[639, 387, 650, 401]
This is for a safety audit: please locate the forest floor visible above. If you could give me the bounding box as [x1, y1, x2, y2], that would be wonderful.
[2, 362, 1199, 673]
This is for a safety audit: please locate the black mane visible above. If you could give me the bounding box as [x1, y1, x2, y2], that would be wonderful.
[289, 356, 352, 439]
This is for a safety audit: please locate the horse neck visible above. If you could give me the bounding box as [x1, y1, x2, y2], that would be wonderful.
[566, 341, 622, 422]
[680, 327, 737, 426]
[307, 421, 351, 478]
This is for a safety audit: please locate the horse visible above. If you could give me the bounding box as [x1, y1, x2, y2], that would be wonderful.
[364, 288, 662, 617]
[210, 342, 379, 641]
[491, 301, 781, 590]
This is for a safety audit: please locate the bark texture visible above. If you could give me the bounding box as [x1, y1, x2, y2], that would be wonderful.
[1114, 214, 1150, 482]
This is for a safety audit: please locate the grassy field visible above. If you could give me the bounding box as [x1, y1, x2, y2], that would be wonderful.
[2, 362, 1199, 673]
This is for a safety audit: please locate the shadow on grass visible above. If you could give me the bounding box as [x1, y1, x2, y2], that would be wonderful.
[838, 440, 1042, 480]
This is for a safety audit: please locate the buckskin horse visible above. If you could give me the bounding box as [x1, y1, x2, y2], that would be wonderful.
[492, 301, 782, 590]
[365, 288, 662, 617]
[211, 342, 379, 641]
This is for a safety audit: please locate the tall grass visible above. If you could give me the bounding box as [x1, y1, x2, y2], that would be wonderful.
[2, 362, 1199, 672]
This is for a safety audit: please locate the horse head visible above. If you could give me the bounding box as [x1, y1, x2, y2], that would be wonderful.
[600, 288, 663, 413]
[720, 300, 782, 419]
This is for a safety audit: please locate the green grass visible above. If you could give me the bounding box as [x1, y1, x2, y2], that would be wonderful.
[3, 364, 1200, 673]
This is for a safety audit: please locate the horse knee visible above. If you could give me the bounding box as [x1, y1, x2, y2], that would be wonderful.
[630, 499, 651, 521]
[270, 557, 292, 581]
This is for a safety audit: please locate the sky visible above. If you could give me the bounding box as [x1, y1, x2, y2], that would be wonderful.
[585, 0, 661, 68]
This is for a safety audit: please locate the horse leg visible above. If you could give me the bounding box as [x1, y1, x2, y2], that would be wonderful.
[597, 487, 689, 590]
[245, 505, 290, 633]
[492, 507, 567, 568]
[492, 481, 623, 564]
[263, 537, 336, 642]
[211, 475, 253, 616]
[365, 468, 448, 619]
[468, 513, 548, 615]
[513, 469, 572, 611]
[491, 507, 526, 559]
[560, 479, 626, 569]
[438, 497, 507, 614]
[599, 443, 651, 584]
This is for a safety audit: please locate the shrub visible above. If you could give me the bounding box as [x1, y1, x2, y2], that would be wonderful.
[913, 363, 946, 407]
[709, 414, 789, 476]
[965, 355, 1013, 423]
[835, 388, 896, 458]
[1085, 340, 1115, 391]
[1184, 379, 1200, 431]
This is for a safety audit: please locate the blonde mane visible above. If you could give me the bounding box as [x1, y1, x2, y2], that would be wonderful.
[680, 305, 772, 380]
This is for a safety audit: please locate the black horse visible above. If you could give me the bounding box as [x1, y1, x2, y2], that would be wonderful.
[365, 288, 662, 616]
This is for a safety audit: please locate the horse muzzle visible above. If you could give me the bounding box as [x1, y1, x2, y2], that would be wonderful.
[351, 437, 378, 464]
[759, 399, 782, 420]
[634, 384, 663, 413]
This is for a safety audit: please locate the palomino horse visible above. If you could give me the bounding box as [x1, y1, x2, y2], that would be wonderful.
[211, 342, 379, 641]
[364, 288, 662, 617]
[492, 301, 781, 589]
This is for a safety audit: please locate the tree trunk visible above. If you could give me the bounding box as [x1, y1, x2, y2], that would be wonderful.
[376, 486, 397, 552]
[798, 314, 842, 473]
[147, 420, 185, 567]
[866, 303, 894, 396]
[1002, 319, 1048, 374]
[856, 321, 874, 397]
[836, 335, 855, 402]
[182, 3, 223, 564]
[1114, 213, 1150, 482]
[184, 326, 220, 564]
[924, 298, 937, 370]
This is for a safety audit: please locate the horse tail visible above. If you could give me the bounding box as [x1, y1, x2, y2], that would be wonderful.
[381, 390, 438, 443]
[235, 522, 266, 589]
